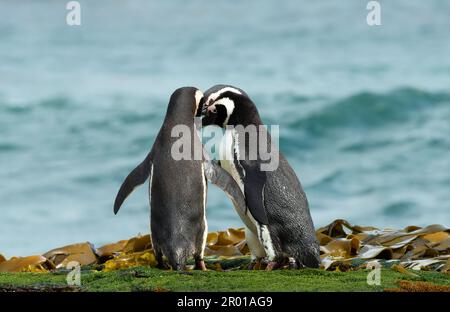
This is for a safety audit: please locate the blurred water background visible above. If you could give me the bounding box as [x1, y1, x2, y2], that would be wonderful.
[0, 0, 449, 256]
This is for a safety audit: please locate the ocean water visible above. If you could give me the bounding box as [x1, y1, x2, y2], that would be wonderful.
[0, 0, 449, 257]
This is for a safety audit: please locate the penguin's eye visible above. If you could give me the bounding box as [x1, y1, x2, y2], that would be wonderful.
[207, 106, 217, 114]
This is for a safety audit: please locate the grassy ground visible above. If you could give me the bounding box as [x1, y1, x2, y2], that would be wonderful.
[0, 265, 448, 292]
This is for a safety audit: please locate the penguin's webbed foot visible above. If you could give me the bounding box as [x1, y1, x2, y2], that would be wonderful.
[265, 261, 279, 271]
[247, 258, 262, 270]
[194, 259, 207, 271]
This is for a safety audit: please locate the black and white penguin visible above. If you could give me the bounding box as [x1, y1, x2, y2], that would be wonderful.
[200, 85, 320, 269]
[113, 87, 247, 271]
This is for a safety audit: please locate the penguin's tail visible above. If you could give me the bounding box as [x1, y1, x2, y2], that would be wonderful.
[166, 249, 188, 271]
[113, 149, 153, 214]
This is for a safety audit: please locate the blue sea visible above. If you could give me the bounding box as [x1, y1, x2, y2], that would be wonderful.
[1, 0, 449, 257]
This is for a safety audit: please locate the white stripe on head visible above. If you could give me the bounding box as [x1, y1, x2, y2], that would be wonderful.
[195, 89, 204, 111]
[207, 87, 242, 106]
[214, 97, 235, 126]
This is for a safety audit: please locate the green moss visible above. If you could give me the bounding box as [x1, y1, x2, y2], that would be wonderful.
[0, 266, 448, 292]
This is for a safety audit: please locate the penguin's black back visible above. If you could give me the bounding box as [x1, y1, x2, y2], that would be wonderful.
[150, 87, 206, 269]
[264, 152, 320, 267]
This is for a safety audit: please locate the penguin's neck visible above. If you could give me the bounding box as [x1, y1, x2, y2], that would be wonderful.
[231, 110, 264, 127]
[227, 97, 264, 127]
[225, 121, 271, 162]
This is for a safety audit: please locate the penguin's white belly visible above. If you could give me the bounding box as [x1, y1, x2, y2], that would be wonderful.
[221, 159, 266, 258]
[219, 133, 265, 240]
[220, 130, 257, 231]
[220, 158, 254, 228]
[219, 131, 275, 261]
[221, 159, 242, 190]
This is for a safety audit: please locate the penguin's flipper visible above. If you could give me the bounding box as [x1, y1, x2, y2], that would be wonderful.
[240, 161, 269, 225]
[113, 150, 153, 214]
[204, 160, 247, 216]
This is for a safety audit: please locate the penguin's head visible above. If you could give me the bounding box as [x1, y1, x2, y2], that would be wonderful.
[167, 87, 204, 117]
[200, 85, 259, 128]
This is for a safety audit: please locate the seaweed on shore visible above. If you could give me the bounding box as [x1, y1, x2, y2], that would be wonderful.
[0, 219, 448, 274]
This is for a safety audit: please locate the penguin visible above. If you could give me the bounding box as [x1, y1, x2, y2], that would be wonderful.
[199, 84, 320, 270]
[113, 87, 247, 271]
